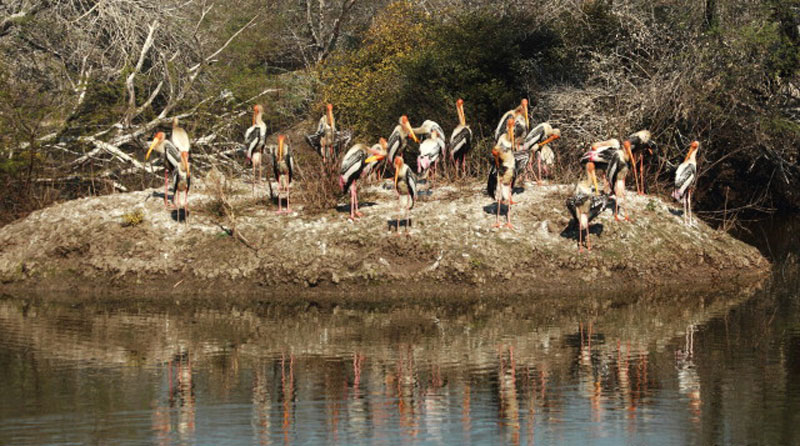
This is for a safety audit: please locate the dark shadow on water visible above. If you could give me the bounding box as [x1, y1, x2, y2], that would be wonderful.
[336, 202, 377, 213]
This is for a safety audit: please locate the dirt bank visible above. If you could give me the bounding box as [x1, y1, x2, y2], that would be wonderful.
[0, 174, 769, 297]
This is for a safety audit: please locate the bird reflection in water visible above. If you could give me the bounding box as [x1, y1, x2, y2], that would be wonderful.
[252, 358, 271, 446]
[676, 324, 701, 425]
[151, 348, 195, 445]
[395, 344, 419, 439]
[280, 353, 295, 446]
[498, 345, 520, 446]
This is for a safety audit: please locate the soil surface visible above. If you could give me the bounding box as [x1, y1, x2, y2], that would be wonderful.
[0, 172, 769, 298]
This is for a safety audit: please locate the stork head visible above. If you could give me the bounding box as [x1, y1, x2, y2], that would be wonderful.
[277, 134, 286, 159]
[521, 99, 529, 128]
[401, 115, 418, 143]
[686, 140, 700, 161]
[172, 117, 179, 128]
[379, 137, 388, 151]
[506, 117, 515, 146]
[456, 98, 465, 126]
[146, 132, 166, 160]
[365, 140, 386, 164]
[326, 103, 334, 125]
[252, 104, 262, 125]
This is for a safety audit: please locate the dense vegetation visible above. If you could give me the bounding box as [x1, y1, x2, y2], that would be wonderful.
[0, 0, 798, 225]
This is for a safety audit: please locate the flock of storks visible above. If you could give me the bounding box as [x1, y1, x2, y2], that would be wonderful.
[145, 99, 700, 252]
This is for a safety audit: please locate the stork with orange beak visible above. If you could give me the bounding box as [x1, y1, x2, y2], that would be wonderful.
[566, 162, 607, 253]
[145, 131, 180, 208]
[383, 115, 419, 176]
[271, 135, 294, 214]
[606, 140, 636, 221]
[489, 118, 517, 229]
[625, 130, 657, 195]
[494, 99, 529, 147]
[244, 104, 267, 192]
[673, 141, 700, 226]
[580, 138, 620, 194]
[522, 122, 561, 184]
[392, 156, 417, 235]
[449, 98, 473, 177]
[339, 140, 386, 220]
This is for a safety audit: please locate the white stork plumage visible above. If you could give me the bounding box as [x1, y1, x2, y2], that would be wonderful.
[339, 141, 386, 220]
[449, 98, 473, 177]
[271, 135, 294, 214]
[393, 156, 417, 235]
[383, 115, 419, 176]
[522, 122, 561, 184]
[673, 141, 699, 226]
[494, 99, 529, 146]
[416, 128, 446, 193]
[244, 104, 267, 192]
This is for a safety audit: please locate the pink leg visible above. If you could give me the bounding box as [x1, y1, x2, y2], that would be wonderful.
[537, 156, 542, 185]
[286, 183, 291, 213]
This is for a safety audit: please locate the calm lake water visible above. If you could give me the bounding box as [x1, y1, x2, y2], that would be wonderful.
[0, 218, 798, 445]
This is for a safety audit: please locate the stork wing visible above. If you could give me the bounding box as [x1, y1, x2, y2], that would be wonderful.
[163, 140, 181, 171]
[386, 127, 403, 161]
[407, 170, 418, 209]
[494, 111, 513, 142]
[449, 125, 472, 159]
[674, 162, 696, 194]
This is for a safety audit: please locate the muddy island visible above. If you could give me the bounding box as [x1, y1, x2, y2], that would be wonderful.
[0, 176, 768, 298]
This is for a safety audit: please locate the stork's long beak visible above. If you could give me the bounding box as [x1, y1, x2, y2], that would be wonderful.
[591, 170, 600, 196]
[181, 151, 190, 177]
[365, 154, 385, 164]
[457, 102, 465, 126]
[146, 139, 158, 161]
[539, 134, 560, 147]
[524, 107, 529, 129]
[407, 125, 418, 143]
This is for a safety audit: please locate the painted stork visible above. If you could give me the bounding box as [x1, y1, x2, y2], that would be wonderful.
[383, 115, 419, 176]
[305, 103, 337, 162]
[271, 135, 294, 214]
[339, 141, 386, 220]
[580, 138, 620, 194]
[522, 123, 561, 184]
[566, 162, 607, 253]
[145, 131, 182, 208]
[449, 98, 473, 177]
[625, 130, 657, 195]
[393, 156, 417, 235]
[606, 140, 636, 221]
[489, 117, 517, 229]
[417, 128, 446, 193]
[673, 141, 699, 226]
[494, 99, 529, 146]
[244, 104, 267, 192]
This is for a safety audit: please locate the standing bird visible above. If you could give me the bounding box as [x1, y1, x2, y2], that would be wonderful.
[171, 152, 191, 223]
[272, 135, 294, 214]
[244, 104, 267, 192]
[383, 115, 419, 176]
[449, 98, 473, 177]
[306, 103, 337, 162]
[393, 156, 417, 235]
[567, 162, 607, 253]
[494, 99, 529, 146]
[673, 141, 699, 226]
[171, 117, 191, 158]
[522, 123, 561, 184]
[145, 131, 182, 208]
[339, 141, 386, 220]
[488, 118, 517, 229]
[580, 138, 620, 194]
[625, 130, 657, 195]
[606, 141, 636, 221]
[416, 128, 446, 193]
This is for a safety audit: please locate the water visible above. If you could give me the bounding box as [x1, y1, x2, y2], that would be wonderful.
[0, 220, 798, 445]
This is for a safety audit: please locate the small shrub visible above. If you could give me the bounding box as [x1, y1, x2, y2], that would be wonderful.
[121, 209, 144, 227]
